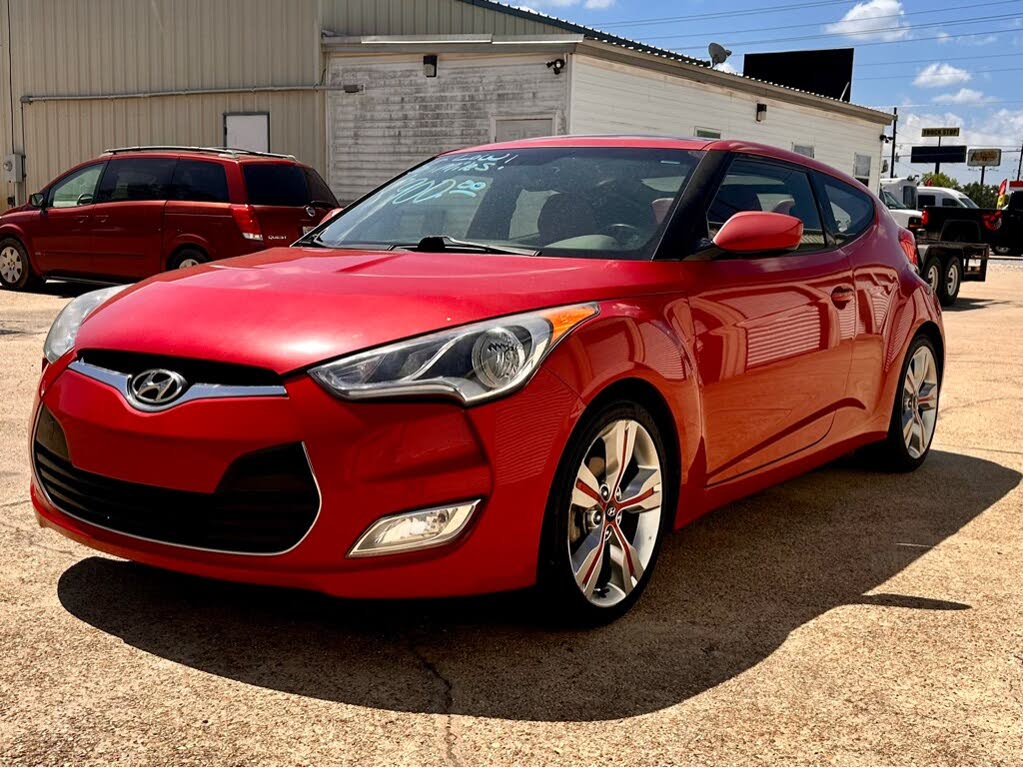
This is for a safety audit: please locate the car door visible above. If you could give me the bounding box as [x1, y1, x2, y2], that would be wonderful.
[32, 162, 105, 274]
[91, 156, 177, 278]
[685, 156, 857, 484]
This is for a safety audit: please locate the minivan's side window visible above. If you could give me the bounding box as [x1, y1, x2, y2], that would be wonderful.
[48, 164, 104, 208]
[707, 157, 826, 252]
[96, 158, 177, 203]
[819, 176, 875, 242]
[170, 160, 230, 203]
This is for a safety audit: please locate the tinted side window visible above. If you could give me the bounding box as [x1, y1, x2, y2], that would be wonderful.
[96, 158, 177, 203]
[917, 194, 935, 208]
[48, 164, 104, 208]
[708, 157, 825, 252]
[820, 176, 875, 242]
[941, 198, 959, 207]
[303, 167, 338, 207]
[243, 164, 308, 206]
[170, 160, 229, 203]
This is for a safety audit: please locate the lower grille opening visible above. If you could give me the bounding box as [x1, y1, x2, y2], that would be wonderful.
[34, 407, 318, 554]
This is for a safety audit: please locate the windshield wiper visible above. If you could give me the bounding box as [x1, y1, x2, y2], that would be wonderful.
[389, 236, 539, 256]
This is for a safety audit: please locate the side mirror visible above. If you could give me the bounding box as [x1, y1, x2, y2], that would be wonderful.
[29, 192, 45, 208]
[713, 211, 803, 254]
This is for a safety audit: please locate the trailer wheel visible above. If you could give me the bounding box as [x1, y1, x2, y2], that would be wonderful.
[938, 257, 962, 306]
[922, 257, 942, 295]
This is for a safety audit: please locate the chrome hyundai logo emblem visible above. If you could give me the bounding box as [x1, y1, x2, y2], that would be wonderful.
[129, 369, 188, 406]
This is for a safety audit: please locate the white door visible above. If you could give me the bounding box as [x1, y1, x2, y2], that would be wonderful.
[225, 113, 270, 153]
[494, 118, 554, 143]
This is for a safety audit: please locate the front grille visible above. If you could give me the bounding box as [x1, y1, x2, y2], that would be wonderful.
[34, 407, 318, 554]
[76, 349, 282, 387]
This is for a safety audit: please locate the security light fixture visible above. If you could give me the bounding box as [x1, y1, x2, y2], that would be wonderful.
[546, 58, 566, 75]
[423, 55, 438, 78]
[756, 103, 767, 122]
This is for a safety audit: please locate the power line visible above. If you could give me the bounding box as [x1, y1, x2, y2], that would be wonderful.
[633, 1, 1017, 43]
[675, 27, 1017, 53]
[856, 66, 1023, 81]
[669, 14, 1017, 50]
[854, 53, 1022, 68]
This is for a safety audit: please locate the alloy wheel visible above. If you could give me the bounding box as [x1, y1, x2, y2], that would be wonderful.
[902, 345, 939, 459]
[0, 245, 23, 284]
[177, 257, 200, 269]
[567, 419, 663, 607]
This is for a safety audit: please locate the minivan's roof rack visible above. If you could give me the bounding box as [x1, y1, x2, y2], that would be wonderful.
[101, 145, 296, 160]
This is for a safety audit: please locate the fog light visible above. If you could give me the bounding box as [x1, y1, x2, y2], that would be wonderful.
[347, 500, 480, 557]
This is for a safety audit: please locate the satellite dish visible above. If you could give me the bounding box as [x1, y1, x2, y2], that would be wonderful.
[709, 42, 732, 67]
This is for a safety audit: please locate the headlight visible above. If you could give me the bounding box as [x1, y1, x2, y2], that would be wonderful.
[43, 285, 128, 364]
[310, 303, 599, 405]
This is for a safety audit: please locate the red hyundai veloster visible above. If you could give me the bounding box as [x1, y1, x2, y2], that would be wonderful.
[30, 137, 943, 622]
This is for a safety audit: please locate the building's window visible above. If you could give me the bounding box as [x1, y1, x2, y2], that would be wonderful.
[792, 144, 815, 158]
[853, 153, 872, 186]
[695, 127, 722, 139]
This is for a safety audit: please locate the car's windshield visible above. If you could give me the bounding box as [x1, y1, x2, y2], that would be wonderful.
[881, 190, 907, 209]
[306, 147, 704, 259]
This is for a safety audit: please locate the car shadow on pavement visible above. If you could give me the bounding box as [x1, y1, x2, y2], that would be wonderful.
[56, 449, 1019, 722]
[942, 296, 1014, 313]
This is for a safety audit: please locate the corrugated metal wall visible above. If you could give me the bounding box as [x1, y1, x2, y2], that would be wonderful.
[320, 0, 568, 36]
[1, 0, 322, 209]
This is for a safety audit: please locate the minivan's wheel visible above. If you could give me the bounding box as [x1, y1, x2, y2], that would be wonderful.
[922, 257, 941, 295]
[168, 248, 208, 271]
[871, 334, 940, 472]
[938, 257, 962, 306]
[538, 401, 673, 624]
[0, 238, 42, 291]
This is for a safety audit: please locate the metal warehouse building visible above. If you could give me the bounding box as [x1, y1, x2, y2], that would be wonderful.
[0, 0, 893, 210]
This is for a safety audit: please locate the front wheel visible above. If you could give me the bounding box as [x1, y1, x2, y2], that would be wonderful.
[0, 238, 43, 291]
[538, 401, 672, 624]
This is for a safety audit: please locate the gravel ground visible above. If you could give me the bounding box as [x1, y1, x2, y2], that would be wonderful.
[0, 269, 1020, 766]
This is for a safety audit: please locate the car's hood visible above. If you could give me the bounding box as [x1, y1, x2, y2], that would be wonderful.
[75, 247, 679, 373]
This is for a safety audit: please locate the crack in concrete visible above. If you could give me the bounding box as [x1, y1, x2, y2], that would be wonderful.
[406, 634, 456, 764]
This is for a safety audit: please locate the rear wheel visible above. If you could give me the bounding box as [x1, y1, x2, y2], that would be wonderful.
[0, 238, 43, 291]
[921, 256, 941, 294]
[938, 257, 962, 306]
[168, 248, 208, 271]
[871, 334, 940, 472]
[538, 401, 672, 624]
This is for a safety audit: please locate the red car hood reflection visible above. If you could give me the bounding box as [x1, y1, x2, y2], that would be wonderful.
[74, 247, 674, 374]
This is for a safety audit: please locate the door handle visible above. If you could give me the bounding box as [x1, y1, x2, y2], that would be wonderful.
[830, 285, 855, 306]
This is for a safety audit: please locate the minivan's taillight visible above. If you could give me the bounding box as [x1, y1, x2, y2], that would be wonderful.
[898, 227, 919, 268]
[230, 204, 263, 241]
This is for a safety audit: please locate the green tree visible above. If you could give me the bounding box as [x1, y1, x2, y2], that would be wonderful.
[920, 172, 961, 190]
[961, 181, 999, 209]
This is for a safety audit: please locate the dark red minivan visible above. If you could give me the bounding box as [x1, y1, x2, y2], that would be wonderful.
[0, 147, 338, 291]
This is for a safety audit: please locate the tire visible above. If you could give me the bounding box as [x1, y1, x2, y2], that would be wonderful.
[938, 256, 962, 306]
[870, 334, 941, 472]
[167, 247, 208, 271]
[921, 256, 941, 295]
[537, 400, 675, 625]
[0, 237, 43, 291]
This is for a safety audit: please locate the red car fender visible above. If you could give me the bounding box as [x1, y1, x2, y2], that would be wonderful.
[542, 299, 704, 530]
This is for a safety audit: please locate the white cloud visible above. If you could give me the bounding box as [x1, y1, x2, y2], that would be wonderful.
[913, 63, 971, 88]
[583, 0, 615, 7]
[933, 88, 994, 105]
[937, 31, 999, 46]
[936, 31, 951, 43]
[713, 61, 740, 75]
[824, 0, 910, 42]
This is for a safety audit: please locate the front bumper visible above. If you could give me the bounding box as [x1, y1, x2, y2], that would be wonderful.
[30, 356, 584, 598]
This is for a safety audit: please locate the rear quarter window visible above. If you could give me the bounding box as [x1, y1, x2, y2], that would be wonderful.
[243, 164, 308, 206]
[819, 176, 876, 242]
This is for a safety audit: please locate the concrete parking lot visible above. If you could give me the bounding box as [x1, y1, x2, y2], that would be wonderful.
[0, 267, 1020, 766]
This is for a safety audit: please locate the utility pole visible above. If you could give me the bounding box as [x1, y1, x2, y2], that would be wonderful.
[935, 135, 942, 176]
[1017, 137, 1022, 180]
[890, 107, 898, 178]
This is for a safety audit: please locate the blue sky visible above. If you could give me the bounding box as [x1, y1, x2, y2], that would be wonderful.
[517, 0, 1023, 185]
